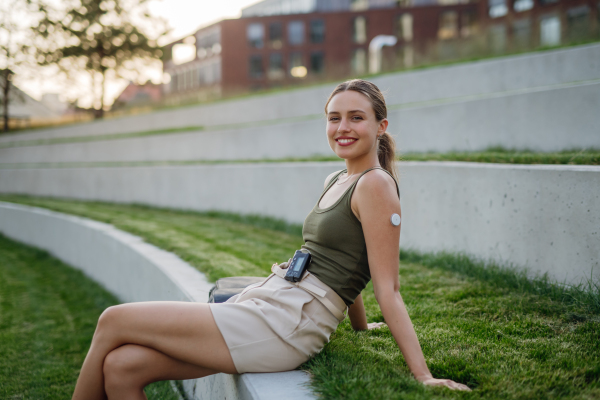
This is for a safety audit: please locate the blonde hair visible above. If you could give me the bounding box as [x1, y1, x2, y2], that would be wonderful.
[324, 79, 398, 182]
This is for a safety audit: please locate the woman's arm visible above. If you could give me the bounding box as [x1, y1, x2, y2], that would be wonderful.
[352, 170, 470, 391]
[348, 294, 386, 331]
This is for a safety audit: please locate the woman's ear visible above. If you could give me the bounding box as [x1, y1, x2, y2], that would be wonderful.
[378, 118, 389, 135]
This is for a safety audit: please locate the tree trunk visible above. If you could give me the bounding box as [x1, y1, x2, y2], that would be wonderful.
[98, 68, 106, 119]
[2, 69, 10, 132]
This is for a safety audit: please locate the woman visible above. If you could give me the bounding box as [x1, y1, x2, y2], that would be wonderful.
[72, 79, 470, 399]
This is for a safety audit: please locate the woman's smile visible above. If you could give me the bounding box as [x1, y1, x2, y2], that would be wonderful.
[336, 136, 358, 146]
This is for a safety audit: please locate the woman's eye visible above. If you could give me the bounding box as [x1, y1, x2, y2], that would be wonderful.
[352, 116, 363, 120]
[329, 117, 339, 122]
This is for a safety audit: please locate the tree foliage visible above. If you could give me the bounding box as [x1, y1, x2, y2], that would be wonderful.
[0, 0, 40, 132]
[36, 0, 168, 117]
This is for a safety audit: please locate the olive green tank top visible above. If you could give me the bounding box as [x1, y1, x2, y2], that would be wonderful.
[302, 167, 400, 306]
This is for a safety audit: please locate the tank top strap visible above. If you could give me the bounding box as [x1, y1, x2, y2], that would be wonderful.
[322, 169, 348, 194]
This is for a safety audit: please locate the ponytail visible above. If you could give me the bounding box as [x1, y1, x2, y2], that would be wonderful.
[378, 132, 399, 183]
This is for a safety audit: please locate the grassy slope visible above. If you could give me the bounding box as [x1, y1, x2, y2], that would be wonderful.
[1, 148, 599, 170]
[400, 148, 600, 166]
[0, 234, 179, 399]
[0, 126, 205, 149]
[1, 195, 599, 399]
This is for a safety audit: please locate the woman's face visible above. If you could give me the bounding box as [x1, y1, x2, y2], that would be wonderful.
[326, 90, 386, 161]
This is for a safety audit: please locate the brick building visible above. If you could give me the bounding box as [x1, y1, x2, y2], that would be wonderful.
[161, 0, 598, 103]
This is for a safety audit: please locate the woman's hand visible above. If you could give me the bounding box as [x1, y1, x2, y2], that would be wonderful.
[272, 258, 292, 269]
[367, 322, 386, 330]
[418, 376, 471, 391]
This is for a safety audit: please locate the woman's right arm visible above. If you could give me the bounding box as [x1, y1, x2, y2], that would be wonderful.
[348, 294, 387, 331]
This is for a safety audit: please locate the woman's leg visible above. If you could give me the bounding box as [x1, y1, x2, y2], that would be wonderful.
[72, 301, 237, 400]
[103, 344, 218, 400]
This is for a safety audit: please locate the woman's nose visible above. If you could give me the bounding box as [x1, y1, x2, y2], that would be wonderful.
[338, 118, 351, 132]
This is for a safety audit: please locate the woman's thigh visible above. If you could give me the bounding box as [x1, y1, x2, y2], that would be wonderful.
[104, 344, 218, 387]
[97, 301, 237, 374]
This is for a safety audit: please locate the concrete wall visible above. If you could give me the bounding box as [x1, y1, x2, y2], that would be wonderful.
[1, 43, 598, 154]
[0, 79, 597, 165]
[1, 162, 597, 285]
[0, 202, 315, 400]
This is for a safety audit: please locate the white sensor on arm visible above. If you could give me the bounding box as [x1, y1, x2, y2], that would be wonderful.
[390, 213, 401, 226]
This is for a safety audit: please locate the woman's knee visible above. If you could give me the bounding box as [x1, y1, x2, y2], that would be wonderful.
[103, 345, 148, 391]
[94, 305, 125, 343]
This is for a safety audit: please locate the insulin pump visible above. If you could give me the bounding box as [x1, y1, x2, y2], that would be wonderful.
[284, 250, 312, 282]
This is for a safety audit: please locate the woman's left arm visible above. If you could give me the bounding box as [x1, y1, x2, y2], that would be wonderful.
[353, 171, 470, 391]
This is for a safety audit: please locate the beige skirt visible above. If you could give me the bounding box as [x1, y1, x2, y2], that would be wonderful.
[209, 267, 346, 374]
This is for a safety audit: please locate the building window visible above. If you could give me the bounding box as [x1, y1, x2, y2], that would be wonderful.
[396, 14, 413, 42]
[288, 21, 305, 46]
[514, 0, 534, 12]
[461, 11, 478, 37]
[400, 44, 414, 68]
[310, 52, 325, 74]
[171, 73, 178, 92]
[351, 48, 367, 75]
[438, 11, 458, 40]
[512, 18, 532, 49]
[198, 65, 205, 86]
[489, 24, 507, 53]
[289, 52, 307, 77]
[268, 53, 285, 80]
[214, 59, 222, 83]
[566, 6, 590, 42]
[488, 0, 508, 18]
[205, 64, 214, 85]
[350, 0, 369, 11]
[269, 22, 283, 49]
[309, 19, 325, 43]
[540, 15, 561, 46]
[353, 16, 367, 44]
[247, 23, 264, 48]
[249, 55, 264, 79]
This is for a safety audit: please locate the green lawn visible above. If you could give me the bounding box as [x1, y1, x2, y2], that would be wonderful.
[1, 195, 599, 399]
[1, 148, 598, 171]
[0, 233, 180, 399]
[400, 147, 600, 166]
[0, 126, 205, 149]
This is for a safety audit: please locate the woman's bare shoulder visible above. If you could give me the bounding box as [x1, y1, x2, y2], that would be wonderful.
[354, 169, 398, 202]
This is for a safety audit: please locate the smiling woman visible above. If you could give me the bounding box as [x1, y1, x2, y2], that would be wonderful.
[70, 79, 469, 399]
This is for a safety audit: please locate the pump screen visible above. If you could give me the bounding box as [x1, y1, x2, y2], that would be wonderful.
[293, 255, 305, 272]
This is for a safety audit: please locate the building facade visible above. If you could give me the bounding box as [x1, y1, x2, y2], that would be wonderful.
[161, 0, 598, 104]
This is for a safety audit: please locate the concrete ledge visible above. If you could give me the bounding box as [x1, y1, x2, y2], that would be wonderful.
[0, 80, 598, 165]
[0, 201, 315, 400]
[2, 43, 598, 144]
[1, 161, 597, 284]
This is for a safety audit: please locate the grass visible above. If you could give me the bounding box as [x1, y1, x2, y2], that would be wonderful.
[401, 147, 600, 166]
[1, 195, 599, 399]
[0, 126, 205, 149]
[1, 148, 599, 170]
[0, 195, 303, 282]
[0, 233, 181, 399]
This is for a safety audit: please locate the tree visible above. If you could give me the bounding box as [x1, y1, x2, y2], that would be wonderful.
[36, 0, 167, 118]
[0, 0, 38, 132]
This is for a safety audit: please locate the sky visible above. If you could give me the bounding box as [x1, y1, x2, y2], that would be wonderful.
[15, 0, 261, 108]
